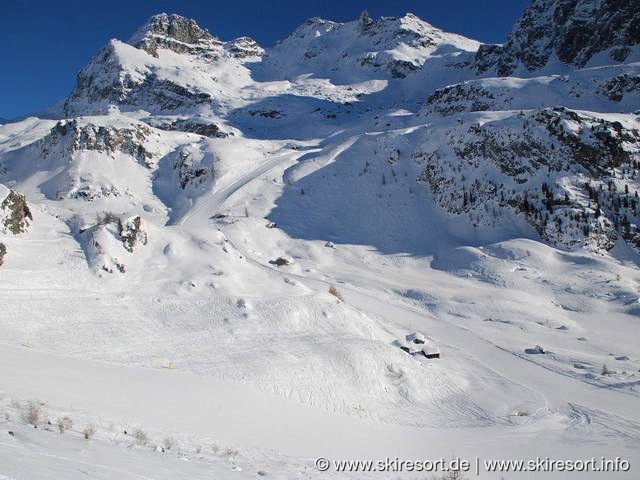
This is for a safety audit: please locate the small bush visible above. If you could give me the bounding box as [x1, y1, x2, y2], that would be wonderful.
[224, 447, 239, 457]
[329, 285, 343, 302]
[24, 402, 41, 427]
[134, 429, 148, 446]
[269, 257, 291, 266]
[163, 437, 174, 451]
[101, 211, 116, 225]
[83, 425, 96, 439]
[433, 470, 467, 480]
[57, 416, 73, 433]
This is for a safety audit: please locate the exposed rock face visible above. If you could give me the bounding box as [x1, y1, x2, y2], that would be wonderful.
[536, 108, 639, 175]
[172, 145, 214, 190]
[1, 190, 32, 234]
[153, 118, 228, 138]
[21, 120, 160, 201]
[119, 215, 147, 253]
[415, 108, 640, 251]
[51, 120, 151, 158]
[70, 213, 148, 274]
[425, 84, 499, 115]
[476, 0, 640, 75]
[599, 74, 640, 102]
[0, 242, 6, 266]
[128, 13, 220, 58]
[64, 41, 214, 114]
[122, 74, 212, 110]
[47, 120, 153, 166]
[64, 41, 141, 110]
[224, 37, 264, 59]
[64, 14, 262, 115]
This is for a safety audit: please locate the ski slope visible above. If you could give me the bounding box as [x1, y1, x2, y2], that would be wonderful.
[3, 123, 639, 478]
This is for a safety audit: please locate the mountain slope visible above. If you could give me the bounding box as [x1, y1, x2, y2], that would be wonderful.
[64, 13, 263, 117]
[1, 5, 640, 479]
[476, 0, 640, 75]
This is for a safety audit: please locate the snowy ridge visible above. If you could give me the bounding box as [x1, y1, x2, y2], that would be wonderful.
[261, 12, 479, 83]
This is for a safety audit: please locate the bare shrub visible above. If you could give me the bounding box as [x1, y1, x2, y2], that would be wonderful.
[57, 416, 73, 433]
[329, 285, 343, 302]
[433, 470, 467, 480]
[23, 402, 41, 427]
[163, 437, 174, 451]
[134, 429, 148, 446]
[101, 211, 116, 225]
[83, 425, 96, 439]
[224, 447, 239, 457]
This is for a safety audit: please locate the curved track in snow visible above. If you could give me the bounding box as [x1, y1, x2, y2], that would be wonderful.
[203, 137, 640, 440]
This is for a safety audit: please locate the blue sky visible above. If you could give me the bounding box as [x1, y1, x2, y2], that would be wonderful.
[1, 0, 531, 119]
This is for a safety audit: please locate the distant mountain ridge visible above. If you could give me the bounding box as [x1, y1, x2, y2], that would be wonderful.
[260, 11, 480, 82]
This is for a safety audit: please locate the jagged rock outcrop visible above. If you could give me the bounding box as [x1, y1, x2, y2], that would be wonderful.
[128, 13, 220, 59]
[476, 0, 640, 75]
[599, 74, 640, 102]
[64, 39, 214, 114]
[224, 37, 264, 59]
[415, 108, 640, 251]
[1, 190, 32, 234]
[12, 119, 162, 201]
[119, 215, 147, 253]
[70, 213, 148, 274]
[172, 144, 215, 190]
[425, 83, 501, 115]
[152, 118, 229, 138]
[46, 120, 153, 166]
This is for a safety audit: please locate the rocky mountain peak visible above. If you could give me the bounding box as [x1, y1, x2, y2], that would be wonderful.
[352, 12, 443, 40]
[287, 17, 338, 40]
[476, 0, 640, 75]
[224, 36, 264, 59]
[64, 13, 266, 115]
[128, 13, 220, 57]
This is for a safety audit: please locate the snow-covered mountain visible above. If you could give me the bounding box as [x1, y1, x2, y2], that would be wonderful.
[2, 4, 640, 479]
[64, 13, 263, 117]
[260, 11, 479, 81]
[475, 0, 640, 75]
